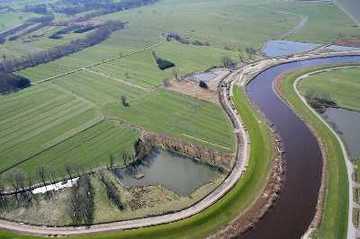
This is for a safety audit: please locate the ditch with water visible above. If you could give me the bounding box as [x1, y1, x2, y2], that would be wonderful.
[323, 107, 360, 159]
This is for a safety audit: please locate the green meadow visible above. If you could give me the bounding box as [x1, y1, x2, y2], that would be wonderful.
[299, 67, 360, 111]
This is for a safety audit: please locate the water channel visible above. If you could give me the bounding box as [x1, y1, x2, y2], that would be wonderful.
[323, 107, 360, 159]
[244, 55, 360, 239]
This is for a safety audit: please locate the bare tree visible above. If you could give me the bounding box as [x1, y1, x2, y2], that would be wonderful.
[37, 167, 47, 187]
[69, 176, 94, 225]
[66, 165, 73, 180]
[222, 56, 235, 69]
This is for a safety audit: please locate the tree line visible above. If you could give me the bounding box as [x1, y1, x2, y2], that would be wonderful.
[0, 73, 31, 94]
[69, 175, 94, 225]
[0, 20, 126, 73]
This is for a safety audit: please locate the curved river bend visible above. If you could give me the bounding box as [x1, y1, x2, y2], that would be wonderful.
[244, 55, 360, 239]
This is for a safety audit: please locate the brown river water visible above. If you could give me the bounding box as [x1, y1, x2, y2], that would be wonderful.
[243, 56, 360, 239]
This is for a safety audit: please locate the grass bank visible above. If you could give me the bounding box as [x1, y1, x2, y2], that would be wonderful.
[298, 66, 360, 112]
[277, 68, 349, 239]
[0, 86, 273, 239]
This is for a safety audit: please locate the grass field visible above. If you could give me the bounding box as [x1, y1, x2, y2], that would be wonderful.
[278, 68, 349, 239]
[0, 86, 274, 239]
[298, 67, 360, 111]
[0, 12, 37, 32]
[2, 0, 357, 60]
[104, 89, 235, 152]
[0, 0, 358, 236]
[0, 66, 234, 186]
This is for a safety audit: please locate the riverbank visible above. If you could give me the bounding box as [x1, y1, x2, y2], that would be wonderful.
[275, 66, 351, 239]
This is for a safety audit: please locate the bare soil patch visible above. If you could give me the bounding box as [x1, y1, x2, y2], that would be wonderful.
[166, 80, 219, 104]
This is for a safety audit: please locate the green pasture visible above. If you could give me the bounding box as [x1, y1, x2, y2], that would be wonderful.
[299, 67, 360, 111]
[0, 86, 274, 239]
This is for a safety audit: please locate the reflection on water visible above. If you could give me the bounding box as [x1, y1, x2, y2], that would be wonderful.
[114, 149, 219, 196]
[323, 107, 360, 159]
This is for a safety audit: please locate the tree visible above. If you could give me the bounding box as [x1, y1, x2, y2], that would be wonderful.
[172, 69, 180, 81]
[245, 47, 257, 59]
[100, 174, 124, 210]
[37, 167, 47, 187]
[66, 165, 73, 180]
[121, 95, 129, 107]
[69, 175, 94, 225]
[109, 154, 115, 169]
[199, 80, 208, 89]
[222, 56, 235, 69]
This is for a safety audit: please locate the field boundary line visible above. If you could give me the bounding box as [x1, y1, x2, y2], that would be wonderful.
[182, 133, 231, 151]
[84, 68, 150, 92]
[0, 116, 105, 176]
[34, 40, 164, 85]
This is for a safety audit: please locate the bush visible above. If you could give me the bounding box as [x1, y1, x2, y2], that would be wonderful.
[0, 74, 31, 94]
[199, 80, 208, 89]
[152, 51, 175, 70]
[121, 95, 129, 107]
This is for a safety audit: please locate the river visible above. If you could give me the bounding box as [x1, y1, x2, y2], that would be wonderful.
[244, 55, 360, 239]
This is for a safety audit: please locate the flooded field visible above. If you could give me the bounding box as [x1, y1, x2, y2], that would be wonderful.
[262, 40, 359, 58]
[262, 40, 319, 57]
[114, 150, 219, 196]
[323, 107, 360, 159]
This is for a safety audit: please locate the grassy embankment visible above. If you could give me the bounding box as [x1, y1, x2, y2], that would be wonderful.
[278, 67, 349, 239]
[0, 86, 273, 239]
[298, 66, 360, 230]
[298, 67, 360, 112]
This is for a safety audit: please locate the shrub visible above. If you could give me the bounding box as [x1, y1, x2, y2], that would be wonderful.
[199, 80, 209, 89]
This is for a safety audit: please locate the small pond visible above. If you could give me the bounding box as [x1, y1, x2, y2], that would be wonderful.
[262, 40, 320, 57]
[114, 149, 219, 196]
[322, 107, 360, 159]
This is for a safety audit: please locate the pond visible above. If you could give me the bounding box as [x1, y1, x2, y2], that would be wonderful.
[323, 107, 360, 159]
[114, 149, 219, 196]
[262, 40, 320, 57]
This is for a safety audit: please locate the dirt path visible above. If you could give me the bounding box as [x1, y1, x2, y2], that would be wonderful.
[280, 15, 308, 40]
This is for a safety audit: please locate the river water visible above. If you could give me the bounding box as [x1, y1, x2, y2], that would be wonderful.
[244, 55, 360, 239]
